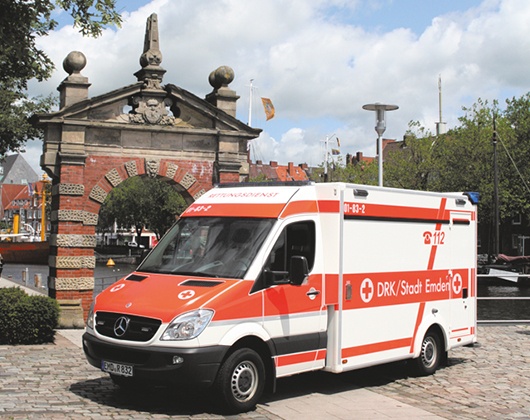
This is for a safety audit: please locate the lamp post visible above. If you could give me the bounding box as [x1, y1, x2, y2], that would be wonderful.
[362, 102, 399, 186]
[40, 173, 50, 242]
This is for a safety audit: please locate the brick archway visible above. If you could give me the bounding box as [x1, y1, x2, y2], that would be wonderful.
[31, 14, 260, 319]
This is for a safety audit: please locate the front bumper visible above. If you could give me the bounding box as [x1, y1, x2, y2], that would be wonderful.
[82, 332, 228, 387]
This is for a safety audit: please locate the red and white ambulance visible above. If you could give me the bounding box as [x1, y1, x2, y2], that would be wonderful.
[83, 182, 478, 412]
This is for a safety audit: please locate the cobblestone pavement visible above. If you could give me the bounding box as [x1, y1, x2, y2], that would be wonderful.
[0, 325, 528, 419]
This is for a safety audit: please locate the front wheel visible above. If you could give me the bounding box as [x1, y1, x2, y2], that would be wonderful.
[411, 330, 442, 376]
[214, 348, 266, 414]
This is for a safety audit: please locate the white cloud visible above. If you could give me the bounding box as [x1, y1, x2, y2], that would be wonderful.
[22, 0, 530, 173]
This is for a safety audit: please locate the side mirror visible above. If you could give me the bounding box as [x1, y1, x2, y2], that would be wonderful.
[290, 256, 309, 286]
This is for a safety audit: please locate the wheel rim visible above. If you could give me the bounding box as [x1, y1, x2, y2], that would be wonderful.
[230, 360, 258, 403]
[421, 336, 437, 369]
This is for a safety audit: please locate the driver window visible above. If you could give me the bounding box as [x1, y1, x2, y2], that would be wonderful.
[255, 221, 315, 289]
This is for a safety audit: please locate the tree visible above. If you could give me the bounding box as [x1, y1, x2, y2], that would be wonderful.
[384, 121, 438, 190]
[98, 177, 188, 241]
[330, 155, 378, 185]
[0, 0, 121, 155]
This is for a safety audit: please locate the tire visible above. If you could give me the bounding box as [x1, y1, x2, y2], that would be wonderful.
[214, 348, 266, 414]
[411, 330, 442, 376]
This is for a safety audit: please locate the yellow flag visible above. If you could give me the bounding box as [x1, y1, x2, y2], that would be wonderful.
[261, 97, 275, 121]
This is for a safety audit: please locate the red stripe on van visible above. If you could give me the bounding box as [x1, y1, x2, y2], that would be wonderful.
[341, 337, 411, 358]
[182, 203, 286, 218]
[280, 200, 319, 218]
[275, 349, 326, 367]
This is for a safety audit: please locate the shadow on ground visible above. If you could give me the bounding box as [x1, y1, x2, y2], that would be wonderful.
[70, 357, 467, 415]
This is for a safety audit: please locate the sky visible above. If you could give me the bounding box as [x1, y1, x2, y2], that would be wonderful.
[21, 0, 530, 174]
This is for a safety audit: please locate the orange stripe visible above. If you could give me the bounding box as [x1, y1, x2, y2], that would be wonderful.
[427, 198, 447, 269]
[341, 338, 411, 358]
[409, 302, 426, 353]
[275, 349, 326, 367]
[451, 327, 469, 333]
[280, 200, 318, 218]
[344, 202, 451, 221]
[182, 203, 285, 218]
[317, 200, 341, 213]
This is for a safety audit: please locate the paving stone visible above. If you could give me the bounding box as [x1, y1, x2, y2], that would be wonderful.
[0, 325, 528, 419]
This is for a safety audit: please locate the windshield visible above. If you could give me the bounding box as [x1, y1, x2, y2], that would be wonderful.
[138, 217, 275, 278]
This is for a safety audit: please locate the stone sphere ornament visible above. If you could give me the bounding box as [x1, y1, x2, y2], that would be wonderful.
[63, 51, 87, 75]
[209, 66, 235, 89]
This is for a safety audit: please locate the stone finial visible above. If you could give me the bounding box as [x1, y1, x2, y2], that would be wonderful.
[209, 66, 235, 89]
[63, 51, 87, 75]
[134, 13, 166, 90]
[58, 51, 91, 108]
[129, 13, 173, 125]
[205, 66, 239, 118]
[139, 13, 162, 68]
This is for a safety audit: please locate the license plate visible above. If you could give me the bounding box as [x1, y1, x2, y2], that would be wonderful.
[101, 360, 133, 377]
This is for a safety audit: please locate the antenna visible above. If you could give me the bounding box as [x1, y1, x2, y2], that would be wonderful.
[248, 79, 254, 127]
[436, 75, 447, 135]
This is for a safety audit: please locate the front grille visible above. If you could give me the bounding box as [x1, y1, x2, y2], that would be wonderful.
[95, 311, 161, 341]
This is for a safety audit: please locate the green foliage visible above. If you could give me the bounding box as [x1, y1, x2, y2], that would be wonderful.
[0, 92, 56, 156]
[98, 176, 188, 240]
[0, 0, 121, 155]
[0, 287, 60, 344]
[329, 156, 378, 185]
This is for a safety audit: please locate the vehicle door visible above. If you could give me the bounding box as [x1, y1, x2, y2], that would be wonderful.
[258, 219, 326, 375]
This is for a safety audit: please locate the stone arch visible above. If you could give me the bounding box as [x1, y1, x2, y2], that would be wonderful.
[91, 158, 209, 208]
[31, 14, 261, 319]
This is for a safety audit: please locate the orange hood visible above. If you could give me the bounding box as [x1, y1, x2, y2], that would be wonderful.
[94, 272, 256, 323]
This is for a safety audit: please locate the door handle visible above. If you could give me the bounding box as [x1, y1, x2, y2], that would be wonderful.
[306, 290, 320, 297]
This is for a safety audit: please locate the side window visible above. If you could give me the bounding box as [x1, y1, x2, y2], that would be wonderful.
[254, 221, 315, 291]
[286, 221, 315, 271]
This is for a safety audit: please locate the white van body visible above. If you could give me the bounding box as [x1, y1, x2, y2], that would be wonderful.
[83, 182, 478, 412]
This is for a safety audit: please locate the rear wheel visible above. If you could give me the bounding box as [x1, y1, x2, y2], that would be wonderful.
[412, 330, 442, 376]
[214, 348, 265, 413]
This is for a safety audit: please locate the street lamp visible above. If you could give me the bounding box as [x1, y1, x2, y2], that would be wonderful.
[40, 173, 51, 242]
[362, 102, 399, 186]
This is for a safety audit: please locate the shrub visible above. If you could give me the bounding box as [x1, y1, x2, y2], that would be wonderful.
[0, 287, 60, 344]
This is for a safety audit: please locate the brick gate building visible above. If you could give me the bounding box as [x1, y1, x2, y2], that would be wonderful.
[31, 14, 260, 318]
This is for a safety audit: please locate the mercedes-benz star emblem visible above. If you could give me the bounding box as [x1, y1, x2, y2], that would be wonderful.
[113, 316, 130, 337]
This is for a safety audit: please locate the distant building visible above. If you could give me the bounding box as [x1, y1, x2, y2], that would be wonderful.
[248, 160, 309, 182]
[0, 154, 39, 185]
[0, 154, 44, 236]
[348, 139, 398, 166]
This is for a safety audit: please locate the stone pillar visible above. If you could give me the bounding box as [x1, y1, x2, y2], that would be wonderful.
[48, 51, 94, 321]
[48, 169, 97, 322]
[58, 51, 91, 109]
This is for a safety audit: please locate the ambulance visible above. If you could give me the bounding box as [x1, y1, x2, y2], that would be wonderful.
[83, 182, 478, 413]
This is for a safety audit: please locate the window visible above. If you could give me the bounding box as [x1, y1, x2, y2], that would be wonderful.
[138, 217, 274, 279]
[254, 220, 315, 290]
[512, 213, 522, 225]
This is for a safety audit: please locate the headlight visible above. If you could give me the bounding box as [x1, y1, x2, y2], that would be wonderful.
[160, 309, 214, 341]
[86, 299, 96, 330]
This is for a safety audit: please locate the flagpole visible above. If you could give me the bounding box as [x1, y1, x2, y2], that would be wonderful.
[248, 79, 253, 127]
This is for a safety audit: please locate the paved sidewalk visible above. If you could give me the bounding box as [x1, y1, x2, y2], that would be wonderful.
[0, 275, 45, 296]
[0, 326, 527, 419]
